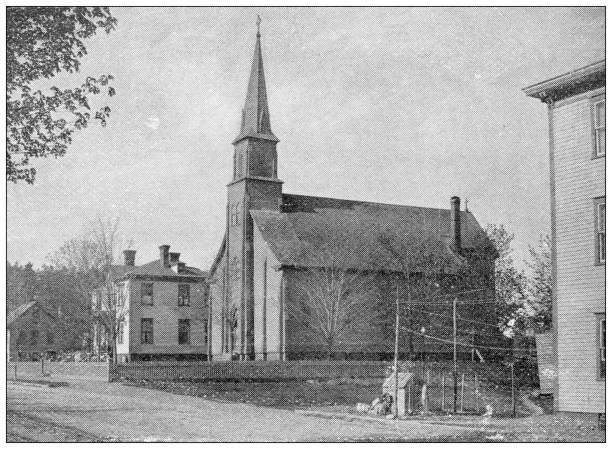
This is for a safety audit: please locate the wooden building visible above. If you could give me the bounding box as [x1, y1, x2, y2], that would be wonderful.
[91, 246, 210, 361]
[524, 60, 605, 414]
[7, 301, 58, 360]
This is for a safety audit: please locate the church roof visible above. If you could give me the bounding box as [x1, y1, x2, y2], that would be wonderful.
[250, 193, 489, 272]
[232, 22, 278, 144]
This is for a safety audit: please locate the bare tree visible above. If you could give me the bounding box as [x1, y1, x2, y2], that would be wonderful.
[287, 230, 381, 359]
[48, 214, 133, 363]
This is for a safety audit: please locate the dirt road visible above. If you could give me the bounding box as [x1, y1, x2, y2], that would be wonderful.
[7, 379, 487, 442]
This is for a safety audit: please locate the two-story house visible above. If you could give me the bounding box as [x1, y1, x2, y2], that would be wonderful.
[524, 60, 605, 414]
[92, 245, 209, 362]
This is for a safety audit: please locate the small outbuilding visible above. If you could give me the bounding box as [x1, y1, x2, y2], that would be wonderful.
[7, 301, 58, 361]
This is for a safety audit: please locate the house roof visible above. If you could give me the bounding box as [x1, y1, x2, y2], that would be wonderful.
[250, 193, 489, 272]
[117, 259, 207, 281]
[108, 264, 134, 282]
[7, 301, 55, 327]
[523, 59, 605, 103]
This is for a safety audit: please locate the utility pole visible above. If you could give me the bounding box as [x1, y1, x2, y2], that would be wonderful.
[453, 297, 458, 413]
[393, 283, 400, 418]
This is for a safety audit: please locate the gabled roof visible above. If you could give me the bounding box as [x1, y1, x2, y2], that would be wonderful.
[251, 193, 489, 272]
[8, 301, 55, 327]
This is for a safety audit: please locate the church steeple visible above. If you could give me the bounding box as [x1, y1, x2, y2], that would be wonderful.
[233, 16, 278, 144]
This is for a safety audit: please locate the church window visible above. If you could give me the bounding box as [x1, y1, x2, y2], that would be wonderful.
[237, 154, 244, 177]
[230, 202, 241, 227]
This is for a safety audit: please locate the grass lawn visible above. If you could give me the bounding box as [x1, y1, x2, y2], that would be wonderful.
[125, 378, 384, 410]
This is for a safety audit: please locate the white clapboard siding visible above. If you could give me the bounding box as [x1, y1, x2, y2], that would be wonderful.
[552, 95, 605, 413]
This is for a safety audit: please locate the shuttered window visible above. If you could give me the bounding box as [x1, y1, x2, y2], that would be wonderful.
[597, 315, 606, 379]
[595, 199, 605, 264]
[594, 99, 606, 156]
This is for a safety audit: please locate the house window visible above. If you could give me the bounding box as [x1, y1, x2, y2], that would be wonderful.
[178, 319, 190, 345]
[595, 199, 605, 264]
[117, 321, 125, 344]
[141, 318, 153, 344]
[29, 329, 38, 346]
[141, 282, 154, 305]
[46, 331, 54, 345]
[597, 315, 606, 379]
[116, 289, 125, 307]
[593, 98, 605, 157]
[178, 284, 190, 306]
[17, 330, 26, 346]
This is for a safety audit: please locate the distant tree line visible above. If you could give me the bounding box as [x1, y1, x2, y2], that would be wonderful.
[7, 220, 550, 355]
[7, 215, 132, 354]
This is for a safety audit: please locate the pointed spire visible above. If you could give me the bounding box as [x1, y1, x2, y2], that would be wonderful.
[233, 16, 278, 144]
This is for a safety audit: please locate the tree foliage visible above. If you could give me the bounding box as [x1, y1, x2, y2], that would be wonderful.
[7, 7, 117, 184]
[483, 224, 528, 335]
[45, 215, 132, 356]
[523, 235, 552, 332]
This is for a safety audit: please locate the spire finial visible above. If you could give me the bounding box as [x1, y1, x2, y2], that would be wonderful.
[256, 15, 261, 36]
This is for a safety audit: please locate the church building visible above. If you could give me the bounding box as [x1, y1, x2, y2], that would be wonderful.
[208, 22, 497, 361]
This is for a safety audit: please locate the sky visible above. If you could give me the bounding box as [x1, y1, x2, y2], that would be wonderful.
[6, 6, 605, 270]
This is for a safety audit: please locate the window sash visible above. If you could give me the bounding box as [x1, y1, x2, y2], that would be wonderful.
[595, 100, 605, 128]
[596, 129, 606, 156]
[596, 202, 606, 263]
[178, 284, 190, 306]
[593, 99, 606, 156]
[118, 322, 125, 344]
[178, 319, 190, 344]
[600, 319, 606, 377]
[141, 319, 153, 344]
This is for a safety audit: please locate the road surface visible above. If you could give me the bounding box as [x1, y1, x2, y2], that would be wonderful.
[7, 378, 485, 442]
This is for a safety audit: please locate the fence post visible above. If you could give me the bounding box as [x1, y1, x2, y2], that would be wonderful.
[41, 358, 44, 376]
[14, 363, 17, 380]
[441, 373, 445, 412]
[474, 374, 479, 414]
[407, 382, 412, 413]
[511, 362, 516, 418]
[460, 373, 465, 412]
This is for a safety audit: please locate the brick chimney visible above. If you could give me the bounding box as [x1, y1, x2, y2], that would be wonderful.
[123, 250, 136, 267]
[169, 252, 181, 264]
[450, 196, 461, 252]
[159, 245, 170, 267]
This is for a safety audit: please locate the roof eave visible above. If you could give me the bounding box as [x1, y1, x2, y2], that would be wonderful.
[523, 59, 605, 102]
